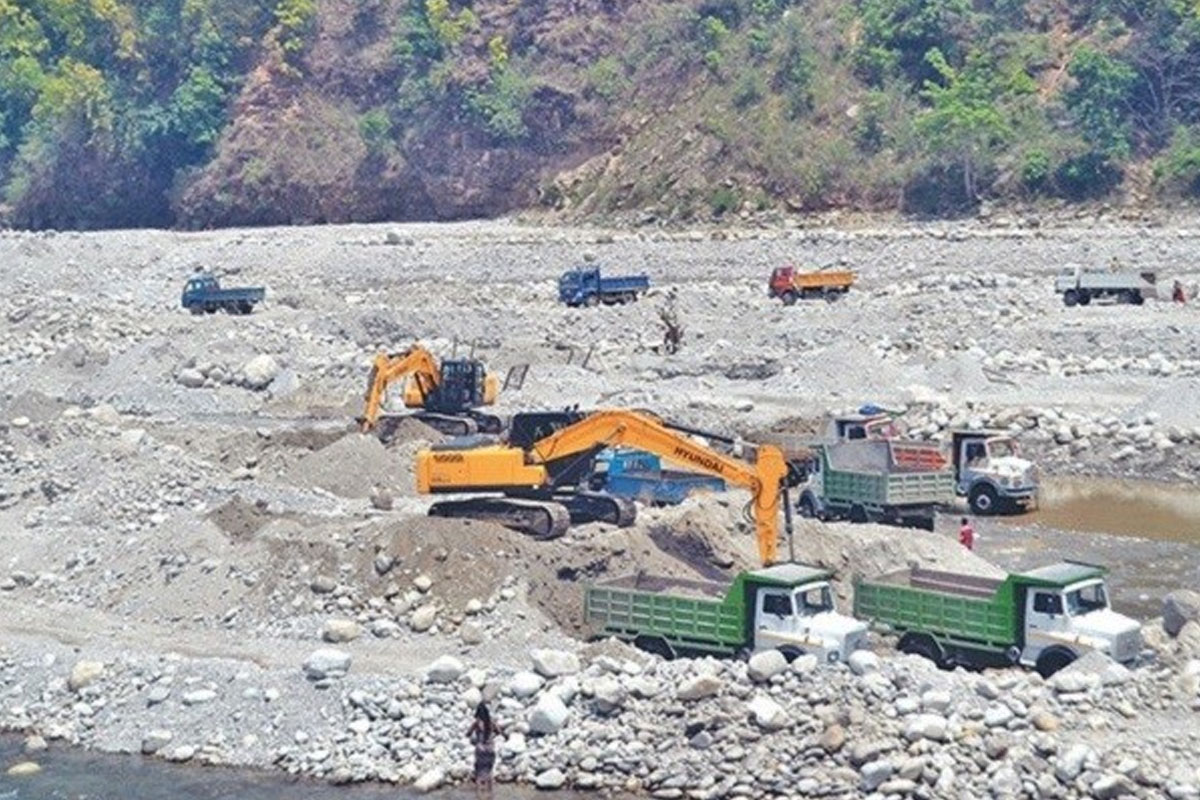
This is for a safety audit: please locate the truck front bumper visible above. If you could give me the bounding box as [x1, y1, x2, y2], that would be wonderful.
[1000, 487, 1038, 510]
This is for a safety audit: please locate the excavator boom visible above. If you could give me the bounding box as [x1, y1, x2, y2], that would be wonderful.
[361, 346, 442, 432]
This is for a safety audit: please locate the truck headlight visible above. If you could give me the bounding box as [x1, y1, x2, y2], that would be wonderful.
[827, 650, 840, 663]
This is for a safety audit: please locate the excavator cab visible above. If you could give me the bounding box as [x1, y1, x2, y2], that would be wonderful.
[424, 359, 488, 414]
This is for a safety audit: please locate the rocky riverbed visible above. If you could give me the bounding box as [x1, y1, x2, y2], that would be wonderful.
[3, 216, 1200, 798]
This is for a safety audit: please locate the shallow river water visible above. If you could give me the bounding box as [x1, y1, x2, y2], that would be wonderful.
[0, 736, 585, 800]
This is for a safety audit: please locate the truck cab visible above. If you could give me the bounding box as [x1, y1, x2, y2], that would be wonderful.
[558, 267, 599, 306]
[746, 564, 868, 663]
[181, 274, 220, 307]
[951, 430, 1038, 514]
[1016, 564, 1142, 674]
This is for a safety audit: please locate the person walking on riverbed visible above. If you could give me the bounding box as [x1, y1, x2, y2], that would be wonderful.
[468, 701, 500, 799]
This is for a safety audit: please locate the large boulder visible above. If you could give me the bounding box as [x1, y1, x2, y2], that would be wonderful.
[529, 693, 569, 735]
[747, 650, 788, 683]
[425, 655, 465, 684]
[242, 355, 280, 390]
[1164, 590, 1200, 637]
[303, 648, 352, 681]
[508, 671, 545, 699]
[409, 605, 437, 632]
[413, 767, 444, 792]
[531, 649, 580, 678]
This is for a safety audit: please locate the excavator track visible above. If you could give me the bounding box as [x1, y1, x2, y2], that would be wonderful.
[428, 498, 571, 540]
[557, 492, 637, 528]
[411, 413, 479, 438]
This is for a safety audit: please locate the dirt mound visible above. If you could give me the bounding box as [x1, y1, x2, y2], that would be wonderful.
[282, 432, 410, 498]
[208, 497, 273, 540]
[382, 417, 445, 445]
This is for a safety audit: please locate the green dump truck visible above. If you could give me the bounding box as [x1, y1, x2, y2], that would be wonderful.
[854, 561, 1141, 677]
[795, 441, 955, 531]
[585, 564, 868, 663]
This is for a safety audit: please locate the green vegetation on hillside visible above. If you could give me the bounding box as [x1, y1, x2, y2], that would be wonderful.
[4, 0, 1200, 228]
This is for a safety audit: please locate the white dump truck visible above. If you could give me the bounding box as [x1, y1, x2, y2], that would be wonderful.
[1054, 268, 1158, 306]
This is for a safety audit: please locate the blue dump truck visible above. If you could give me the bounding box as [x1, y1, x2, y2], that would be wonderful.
[181, 273, 266, 315]
[558, 267, 649, 307]
[588, 449, 726, 505]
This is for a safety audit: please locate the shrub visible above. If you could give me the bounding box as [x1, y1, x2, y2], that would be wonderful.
[1021, 148, 1051, 193]
[710, 185, 739, 215]
[1053, 151, 1121, 200]
[358, 108, 391, 154]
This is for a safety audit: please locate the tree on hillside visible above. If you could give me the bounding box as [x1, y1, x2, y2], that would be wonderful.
[1066, 47, 1137, 158]
[916, 48, 1029, 202]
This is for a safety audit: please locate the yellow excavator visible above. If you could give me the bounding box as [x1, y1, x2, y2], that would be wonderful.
[360, 344, 524, 439]
[415, 409, 792, 565]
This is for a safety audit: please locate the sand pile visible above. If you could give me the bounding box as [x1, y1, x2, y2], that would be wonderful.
[283, 433, 410, 498]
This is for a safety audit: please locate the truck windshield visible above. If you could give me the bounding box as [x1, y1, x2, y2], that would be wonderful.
[1065, 583, 1107, 615]
[988, 439, 1017, 458]
[795, 585, 833, 613]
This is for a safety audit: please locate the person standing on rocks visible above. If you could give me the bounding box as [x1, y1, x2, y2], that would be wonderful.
[959, 516, 975, 550]
[468, 701, 500, 798]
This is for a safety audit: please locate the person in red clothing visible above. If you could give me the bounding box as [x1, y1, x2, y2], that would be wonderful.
[959, 517, 975, 550]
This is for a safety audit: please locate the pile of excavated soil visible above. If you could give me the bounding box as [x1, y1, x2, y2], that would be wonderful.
[208, 496, 273, 540]
[282, 432, 410, 498]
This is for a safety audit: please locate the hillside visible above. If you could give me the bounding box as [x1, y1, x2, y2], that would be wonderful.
[3, 0, 1200, 229]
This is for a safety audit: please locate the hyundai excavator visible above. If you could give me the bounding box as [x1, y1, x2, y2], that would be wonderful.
[415, 409, 793, 565]
[360, 345, 522, 439]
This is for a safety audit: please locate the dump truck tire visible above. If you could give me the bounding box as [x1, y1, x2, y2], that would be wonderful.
[1063, 289, 1079, 307]
[1036, 648, 1076, 678]
[1077, 291, 1091, 306]
[968, 484, 999, 515]
[634, 635, 675, 660]
[899, 633, 945, 668]
[781, 291, 798, 306]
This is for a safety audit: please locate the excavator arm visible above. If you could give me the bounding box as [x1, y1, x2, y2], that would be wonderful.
[529, 410, 789, 564]
[361, 346, 442, 432]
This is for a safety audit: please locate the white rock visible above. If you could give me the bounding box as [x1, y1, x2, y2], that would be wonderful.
[508, 671, 544, 699]
[790, 654, 819, 675]
[747, 649, 788, 682]
[1056, 744, 1094, 782]
[921, 689, 952, 713]
[141, 730, 173, 754]
[592, 675, 626, 713]
[676, 674, 722, 701]
[409, 605, 437, 632]
[532, 648, 580, 678]
[413, 574, 433, 593]
[529, 693, 569, 735]
[747, 693, 789, 731]
[303, 648, 351, 680]
[413, 767, 444, 792]
[535, 768, 566, 789]
[242, 355, 279, 390]
[176, 368, 205, 389]
[848, 650, 880, 676]
[903, 713, 948, 742]
[425, 655, 464, 683]
[68, 660, 105, 692]
[322, 619, 361, 643]
[182, 689, 216, 706]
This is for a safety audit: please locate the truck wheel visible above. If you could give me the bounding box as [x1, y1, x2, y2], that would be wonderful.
[1128, 289, 1144, 306]
[781, 291, 798, 306]
[823, 289, 839, 303]
[778, 646, 804, 663]
[849, 504, 868, 524]
[1035, 649, 1076, 678]
[1077, 291, 1091, 306]
[1063, 289, 1078, 307]
[899, 633, 945, 668]
[585, 295, 600, 307]
[633, 635, 676, 661]
[968, 484, 998, 515]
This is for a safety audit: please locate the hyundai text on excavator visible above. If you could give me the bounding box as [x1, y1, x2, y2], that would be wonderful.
[360, 344, 525, 440]
[415, 409, 794, 565]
